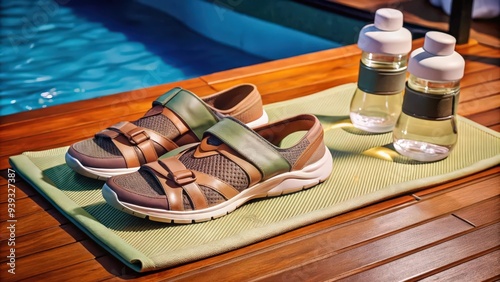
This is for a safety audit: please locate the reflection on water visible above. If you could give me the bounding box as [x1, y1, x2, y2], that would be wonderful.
[0, 0, 266, 116]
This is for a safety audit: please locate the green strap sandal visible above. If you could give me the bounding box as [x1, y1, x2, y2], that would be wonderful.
[102, 114, 333, 223]
[66, 84, 268, 180]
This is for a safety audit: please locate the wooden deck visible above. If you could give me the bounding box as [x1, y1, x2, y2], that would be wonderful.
[1, 32, 499, 282]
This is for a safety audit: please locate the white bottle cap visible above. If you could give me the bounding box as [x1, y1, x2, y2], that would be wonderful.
[357, 8, 412, 55]
[374, 8, 404, 31]
[408, 31, 465, 81]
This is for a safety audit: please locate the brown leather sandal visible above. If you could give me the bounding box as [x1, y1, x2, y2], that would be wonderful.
[66, 84, 268, 180]
[102, 114, 333, 223]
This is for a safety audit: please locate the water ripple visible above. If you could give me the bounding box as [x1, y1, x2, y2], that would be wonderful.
[0, 0, 267, 116]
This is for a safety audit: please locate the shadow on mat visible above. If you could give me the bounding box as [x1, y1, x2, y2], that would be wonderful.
[43, 164, 105, 191]
[78, 202, 174, 231]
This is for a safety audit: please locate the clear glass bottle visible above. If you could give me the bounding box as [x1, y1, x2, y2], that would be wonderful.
[349, 8, 412, 133]
[393, 31, 465, 162]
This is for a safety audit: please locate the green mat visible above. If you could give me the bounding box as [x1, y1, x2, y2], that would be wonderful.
[10, 83, 500, 272]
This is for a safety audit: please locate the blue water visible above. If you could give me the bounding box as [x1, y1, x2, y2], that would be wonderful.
[0, 0, 269, 116]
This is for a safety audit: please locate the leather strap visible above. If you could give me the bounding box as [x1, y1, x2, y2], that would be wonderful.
[142, 156, 241, 211]
[161, 108, 190, 136]
[154, 88, 219, 140]
[97, 121, 179, 168]
[111, 136, 141, 168]
[144, 161, 186, 211]
[193, 171, 239, 200]
[205, 118, 291, 179]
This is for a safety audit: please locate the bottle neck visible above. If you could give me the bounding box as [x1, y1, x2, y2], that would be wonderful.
[407, 74, 460, 94]
[361, 51, 408, 70]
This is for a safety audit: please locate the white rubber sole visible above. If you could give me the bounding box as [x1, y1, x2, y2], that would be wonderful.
[66, 110, 269, 180]
[102, 146, 333, 224]
[65, 153, 139, 180]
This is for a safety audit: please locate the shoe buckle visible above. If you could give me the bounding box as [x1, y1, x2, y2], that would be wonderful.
[126, 128, 150, 145]
[171, 169, 196, 186]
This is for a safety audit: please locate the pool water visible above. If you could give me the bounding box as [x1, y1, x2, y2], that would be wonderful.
[1, 0, 268, 116]
[0, 0, 340, 116]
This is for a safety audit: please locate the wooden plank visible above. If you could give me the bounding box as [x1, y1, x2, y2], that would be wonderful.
[460, 65, 500, 89]
[0, 223, 90, 266]
[259, 215, 473, 282]
[418, 249, 500, 282]
[0, 100, 150, 142]
[338, 223, 500, 281]
[201, 44, 361, 84]
[457, 41, 500, 57]
[144, 176, 498, 281]
[460, 80, 499, 103]
[209, 53, 360, 93]
[413, 167, 499, 198]
[0, 181, 37, 204]
[259, 75, 358, 104]
[458, 94, 500, 117]
[263, 196, 500, 281]
[0, 242, 98, 281]
[0, 226, 77, 263]
[467, 108, 500, 128]
[453, 197, 500, 227]
[0, 195, 52, 221]
[462, 58, 500, 76]
[0, 209, 67, 241]
[255, 63, 359, 93]
[23, 258, 116, 282]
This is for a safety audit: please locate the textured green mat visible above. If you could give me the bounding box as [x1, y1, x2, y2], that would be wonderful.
[10, 83, 500, 272]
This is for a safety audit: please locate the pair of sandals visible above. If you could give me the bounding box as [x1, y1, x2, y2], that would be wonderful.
[66, 84, 333, 223]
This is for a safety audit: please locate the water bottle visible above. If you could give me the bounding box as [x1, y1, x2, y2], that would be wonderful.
[393, 31, 465, 162]
[349, 8, 412, 133]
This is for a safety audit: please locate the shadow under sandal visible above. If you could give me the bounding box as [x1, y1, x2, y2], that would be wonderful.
[65, 84, 268, 180]
[102, 114, 333, 224]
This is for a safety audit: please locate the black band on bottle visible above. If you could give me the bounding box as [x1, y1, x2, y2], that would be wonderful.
[402, 83, 457, 120]
[357, 62, 407, 95]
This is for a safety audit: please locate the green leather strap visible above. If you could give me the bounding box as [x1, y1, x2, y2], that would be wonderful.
[205, 118, 291, 179]
[154, 88, 218, 140]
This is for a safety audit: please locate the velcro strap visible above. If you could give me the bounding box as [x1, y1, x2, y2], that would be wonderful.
[154, 88, 218, 140]
[205, 118, 291, 179]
